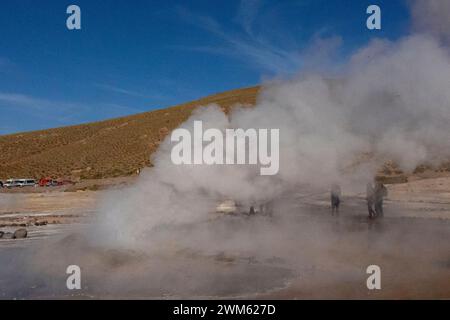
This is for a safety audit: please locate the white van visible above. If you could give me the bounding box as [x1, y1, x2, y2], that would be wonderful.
[4, 179, 19, 188]
[4, 179, 36, 188]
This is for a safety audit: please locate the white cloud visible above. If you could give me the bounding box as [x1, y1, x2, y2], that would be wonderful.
[0, 91, 142, 131]
[235, 0, 263, 36]
[176, 5, 304, 75]
[0, 92, 63, 110]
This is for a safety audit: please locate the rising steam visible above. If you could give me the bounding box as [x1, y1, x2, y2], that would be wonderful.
[93, 1, 450, 250]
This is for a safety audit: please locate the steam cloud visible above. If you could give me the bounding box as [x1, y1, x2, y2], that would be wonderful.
[411, 0, 450, 43]
[94, 1, 450, 250]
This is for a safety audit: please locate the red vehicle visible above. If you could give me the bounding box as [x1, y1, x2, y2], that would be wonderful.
[39, 177, 72, 187]
[39, 177, 59, 187]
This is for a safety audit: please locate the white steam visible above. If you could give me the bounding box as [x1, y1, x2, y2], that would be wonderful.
[411, 0, 450, 43]
[95, 3, 450, 249]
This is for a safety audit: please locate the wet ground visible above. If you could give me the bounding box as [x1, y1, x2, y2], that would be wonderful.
[0, 184, 449, 299]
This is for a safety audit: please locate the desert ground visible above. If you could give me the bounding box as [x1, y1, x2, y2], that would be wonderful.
[1, 174, 449, 299]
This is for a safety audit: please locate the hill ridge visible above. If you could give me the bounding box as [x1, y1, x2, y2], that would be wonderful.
[0, 86, 261, 180]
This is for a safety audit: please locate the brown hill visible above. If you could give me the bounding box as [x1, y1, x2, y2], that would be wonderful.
[0, 86, 261, 180]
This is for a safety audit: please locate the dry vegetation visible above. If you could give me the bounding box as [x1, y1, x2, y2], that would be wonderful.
[0, 86, 260, 180]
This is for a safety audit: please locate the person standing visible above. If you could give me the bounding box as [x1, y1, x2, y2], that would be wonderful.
[374, 182, 388, 218]
[331, 184, 341, 215]
[366, 182, 376, 219]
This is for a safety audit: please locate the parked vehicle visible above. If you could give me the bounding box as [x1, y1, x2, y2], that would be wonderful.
[21, 179, 37, 187]
[4, 179, 20, 188]
[4, 179, 36, 188]
[39, 177, 65, 187]
[39, 177, 53, 187]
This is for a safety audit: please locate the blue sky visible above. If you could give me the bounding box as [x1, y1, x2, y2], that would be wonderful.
[0, 0, 411, 134]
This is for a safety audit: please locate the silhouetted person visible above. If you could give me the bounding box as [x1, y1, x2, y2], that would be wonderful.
[331, 184, 341, 215]
[374, 182, 388, 218]
[366, 182, 376, 219]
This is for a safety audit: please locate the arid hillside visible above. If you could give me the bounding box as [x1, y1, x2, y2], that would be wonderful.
[0, 86, 260, 180]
